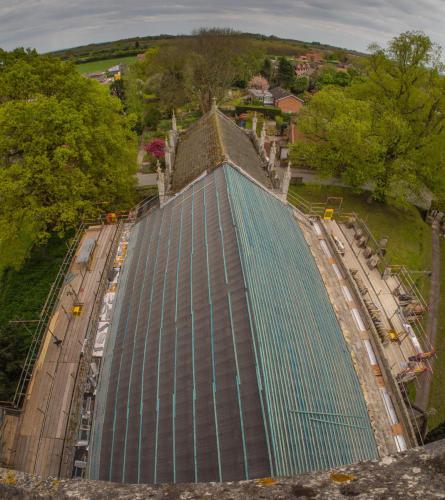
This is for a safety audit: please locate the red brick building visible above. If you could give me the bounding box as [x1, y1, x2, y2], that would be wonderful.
[270, 87, 304, 114]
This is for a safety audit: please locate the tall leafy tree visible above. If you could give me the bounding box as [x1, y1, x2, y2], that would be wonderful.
[130, 30, 264, 113]
[187, 28, 263, 112]
[291, 31, 445, 205]
[0, 52, 137, 272]
[292, 75, 309, 94]
[261, 57, 274, 83]
[276, 56, 296, 89]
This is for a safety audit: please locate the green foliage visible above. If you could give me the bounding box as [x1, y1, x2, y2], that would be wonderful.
[261, 57, 274, 82]
[292, 76, 309, 94]
[144, 103, 162, 130]
[291, 31, 445, 205]
[290, 184, 432, 268]
[235, 104, 282, 119]
[292, 88, 384, 184]
[315, 67, 352, 89]
[110, 78, 125, 101]
[125, 30, 266, 114]
[277, 57, 296, 89]
[426, 420, 445, 443]
[0, 234, 69, 401]
[0, 51, 137, 273]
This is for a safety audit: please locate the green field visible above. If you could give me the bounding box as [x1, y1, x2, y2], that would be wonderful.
[75, 55, 137, 74]
[288, 183, 445, 430]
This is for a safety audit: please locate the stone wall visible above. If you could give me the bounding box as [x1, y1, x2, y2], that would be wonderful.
[0, 440, 444, 499]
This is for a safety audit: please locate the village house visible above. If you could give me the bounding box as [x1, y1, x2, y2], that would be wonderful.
[107, 64, 121, 76]
[270, 87, 304, 113]
[247, 88, 274, 105]
[295, 63, 312, 77]
[299, 51, 324, 63]
[84, 71, 109, 84]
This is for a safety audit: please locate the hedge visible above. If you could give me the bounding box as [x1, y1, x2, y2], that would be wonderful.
[235, 105, 282, 119]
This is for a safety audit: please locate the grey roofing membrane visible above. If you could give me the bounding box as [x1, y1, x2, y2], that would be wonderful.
[90, 164, 378, 485]
[91, 167, 270, 484]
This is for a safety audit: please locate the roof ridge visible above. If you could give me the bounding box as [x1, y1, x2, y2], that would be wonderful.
[212, 107, 228, 162]
[179, 107, 213, 137]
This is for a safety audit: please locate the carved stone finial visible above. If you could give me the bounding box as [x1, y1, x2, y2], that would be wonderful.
[259, 121, 266, 151]
[281, 161, 292, 201]
[165, 137, 172, 176]
[268, 140, 277, 171]
[211, 97, 217, 110]
[157, 161, 165, 202]
[169, 129, 176, 151]
[252, 112, 258, 136]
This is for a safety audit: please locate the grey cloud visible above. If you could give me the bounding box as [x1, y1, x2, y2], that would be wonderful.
[0, 0, 444, 53]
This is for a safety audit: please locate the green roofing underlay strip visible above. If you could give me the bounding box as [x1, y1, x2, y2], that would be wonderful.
[223, 164, 379, 475]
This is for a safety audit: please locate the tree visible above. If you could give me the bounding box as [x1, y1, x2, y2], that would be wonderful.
[314, 67, 352, 89]
[261, 57, 274, 82]
[291, 32, 445, 205]
[0, 52, 137, 273]
[276, 57, 296, 89]
[144, 138, 165, 158]
[292, 76, 309, 94]
[249, 74, 269, 91]
[187, 28, 261, 112]
[110, 78, 125, 101]
[291, 88, 384, 187]
[124, 29, 265, 114]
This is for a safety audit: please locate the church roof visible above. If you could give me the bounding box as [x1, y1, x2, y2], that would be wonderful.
[90, 164, 378, 485]
[170, 107, 272, 192]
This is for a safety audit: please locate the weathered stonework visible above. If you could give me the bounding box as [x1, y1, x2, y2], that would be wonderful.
[1, 440, 444, 499]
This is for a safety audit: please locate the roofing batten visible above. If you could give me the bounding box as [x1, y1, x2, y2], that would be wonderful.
[223, 164, 379, 475]
[90, 164, 380, 485]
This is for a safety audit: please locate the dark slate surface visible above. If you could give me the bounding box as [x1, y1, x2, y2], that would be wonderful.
[92, 168, 270, 483]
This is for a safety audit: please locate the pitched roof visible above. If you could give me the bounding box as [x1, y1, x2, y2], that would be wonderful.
[90, 164, 378, 484]
[270, 87, 304, 103]
[170, 107, 272, 192]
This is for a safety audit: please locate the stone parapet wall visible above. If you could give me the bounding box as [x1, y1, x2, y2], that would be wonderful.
[1, 440, 444, 499]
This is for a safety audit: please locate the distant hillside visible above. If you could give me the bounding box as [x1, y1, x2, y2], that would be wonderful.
[47, 32, 365, 65]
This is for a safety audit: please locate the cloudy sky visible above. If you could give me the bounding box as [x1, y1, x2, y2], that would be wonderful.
[0, 0, 444, 53]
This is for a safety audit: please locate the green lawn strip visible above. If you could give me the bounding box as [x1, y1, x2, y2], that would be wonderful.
[428, 239, 445, 430]
[289, 183, 445, 425]
[288, 184, 432, 282]
[0, 234, 69, 400]
[75, 55, 137, 74]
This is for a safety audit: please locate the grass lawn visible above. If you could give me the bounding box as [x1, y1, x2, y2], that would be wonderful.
[75, 55, 137, 74]
[288, 183, 445, 430]
[288, 184, 432, 276]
